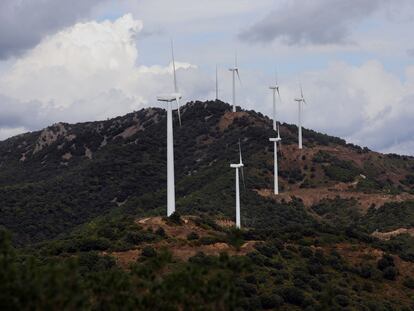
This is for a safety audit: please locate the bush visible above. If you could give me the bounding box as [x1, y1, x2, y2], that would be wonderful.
[155, 227, 166, 237]
[358, 264, 374, 279]
[334, 295, 349, 307]
[260, 294, 284, 309]
[300, 246, 313, 258]
[280, 287, 305, 306]
[227, 229, 244, 250]
[187, 232, 199, 240]
[141, 246, 157, 258]
[382, 266, 398, 280]
[199, 236, 223, 245]
[377, 254, 394, 271]
[125, 231, 156, 244]
[167, 212, 183, 225]
[78, 252, 115, 273]
[402, 277, 414, 289]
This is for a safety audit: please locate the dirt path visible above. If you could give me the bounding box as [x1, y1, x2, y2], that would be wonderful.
[256, 184, 414, 212]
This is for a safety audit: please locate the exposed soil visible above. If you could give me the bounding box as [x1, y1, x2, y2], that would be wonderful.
[256, 186, 414, 212]
[218, 111, 249, 131]
[108, 216, 257, 268]
[372, 228, 414, 240]
[326, 242, 414, 305]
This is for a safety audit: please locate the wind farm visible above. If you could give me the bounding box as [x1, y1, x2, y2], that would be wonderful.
[1, 1, 414, 310]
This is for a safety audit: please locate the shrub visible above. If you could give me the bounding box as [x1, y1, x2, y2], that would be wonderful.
[280, 287, 305, 306]
[382, 266, 398, 280]
[199, 236, 223, 245]
[187, 232, 199, 240]
[377, 254, 394, 271]
[260, 294, 284, 309]
[167, 212, 183, 225]
[155, 227, 166, 237]
[334, 295, 349, 307]
[125, 231, 156, 244]
[227, 229, 244, 250]
[402, 277, 414, 289]
[141, 246, 157, 258]
[358, 264, 374, 279]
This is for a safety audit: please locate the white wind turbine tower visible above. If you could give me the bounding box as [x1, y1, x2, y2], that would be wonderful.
[294, 84, 307, 149]
[269, 125, 281, 195]
[229, 53, 242, 112]
[230, 141, 245, 229]
[268, 71, 282, 194]
[156, 41, 182, 217]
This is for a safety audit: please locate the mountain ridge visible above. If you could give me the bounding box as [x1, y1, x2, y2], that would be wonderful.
[1, 100, 414, 310]
[0, 100, 414, 245]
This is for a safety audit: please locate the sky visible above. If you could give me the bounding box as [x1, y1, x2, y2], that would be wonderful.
[0, 0, 414, 155]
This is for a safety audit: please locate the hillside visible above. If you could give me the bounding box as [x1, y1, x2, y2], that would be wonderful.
[1, 100, 414, 310]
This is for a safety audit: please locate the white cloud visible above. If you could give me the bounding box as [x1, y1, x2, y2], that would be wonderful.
[0, 14, 207, 132]
[272, 61, 414, 154]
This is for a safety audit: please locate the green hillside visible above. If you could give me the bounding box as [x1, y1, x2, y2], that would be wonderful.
[1, 101, 414, 310]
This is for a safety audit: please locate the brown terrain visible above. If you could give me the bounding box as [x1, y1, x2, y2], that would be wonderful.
[255, 143, 414, 212]
[326, 242, 414, 305]
[107, 216, 257, 268]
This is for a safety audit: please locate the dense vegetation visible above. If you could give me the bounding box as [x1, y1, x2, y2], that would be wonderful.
[1, 101, 414, 309]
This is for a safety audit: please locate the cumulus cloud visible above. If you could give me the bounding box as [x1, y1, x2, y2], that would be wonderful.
[271, 61, 414, 154]
[0, 14, 208, 135]
[239, 0, 396, 45]
[0, 0, 107, 59]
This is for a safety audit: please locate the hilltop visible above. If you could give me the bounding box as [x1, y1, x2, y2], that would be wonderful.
[1, 100, 414, 310]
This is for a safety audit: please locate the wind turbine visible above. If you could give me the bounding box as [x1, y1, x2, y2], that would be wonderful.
[269, 70, 281, 131]
[156, 41, 182, 217]
[171, 40, 182, 126]
[230, 141, 245, 228]
[269, 124, 281, 195]
[229, 53, 241, 112]
[294, 84, 306, 149]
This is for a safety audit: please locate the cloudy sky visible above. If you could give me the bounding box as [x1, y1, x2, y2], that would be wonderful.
[1, 0, 414, 155]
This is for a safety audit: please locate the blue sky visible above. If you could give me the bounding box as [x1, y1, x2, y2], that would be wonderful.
[0, 0, 414, 154]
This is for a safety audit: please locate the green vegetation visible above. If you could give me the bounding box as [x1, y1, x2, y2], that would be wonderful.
[362, 201, 414, 232]
[0, 101, 414, 309]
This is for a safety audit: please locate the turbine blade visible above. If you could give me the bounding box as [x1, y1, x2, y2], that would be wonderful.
[236, 69, 242, 86]
[238, 139, 243, 164]
[171, 40, 178, 93]
[276, 86, 282, 105]
[176, 96, 182, 126]
[235, 51, 238, 68]
[241, 166, 246, 190]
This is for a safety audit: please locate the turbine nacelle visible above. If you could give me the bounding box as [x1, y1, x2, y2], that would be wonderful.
[230, 163, 244, 168]
[157, 93, 182, 102]
[269, 137, 281, 143]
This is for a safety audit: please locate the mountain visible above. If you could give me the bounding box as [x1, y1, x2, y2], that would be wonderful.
[1, 100, 414, 310]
